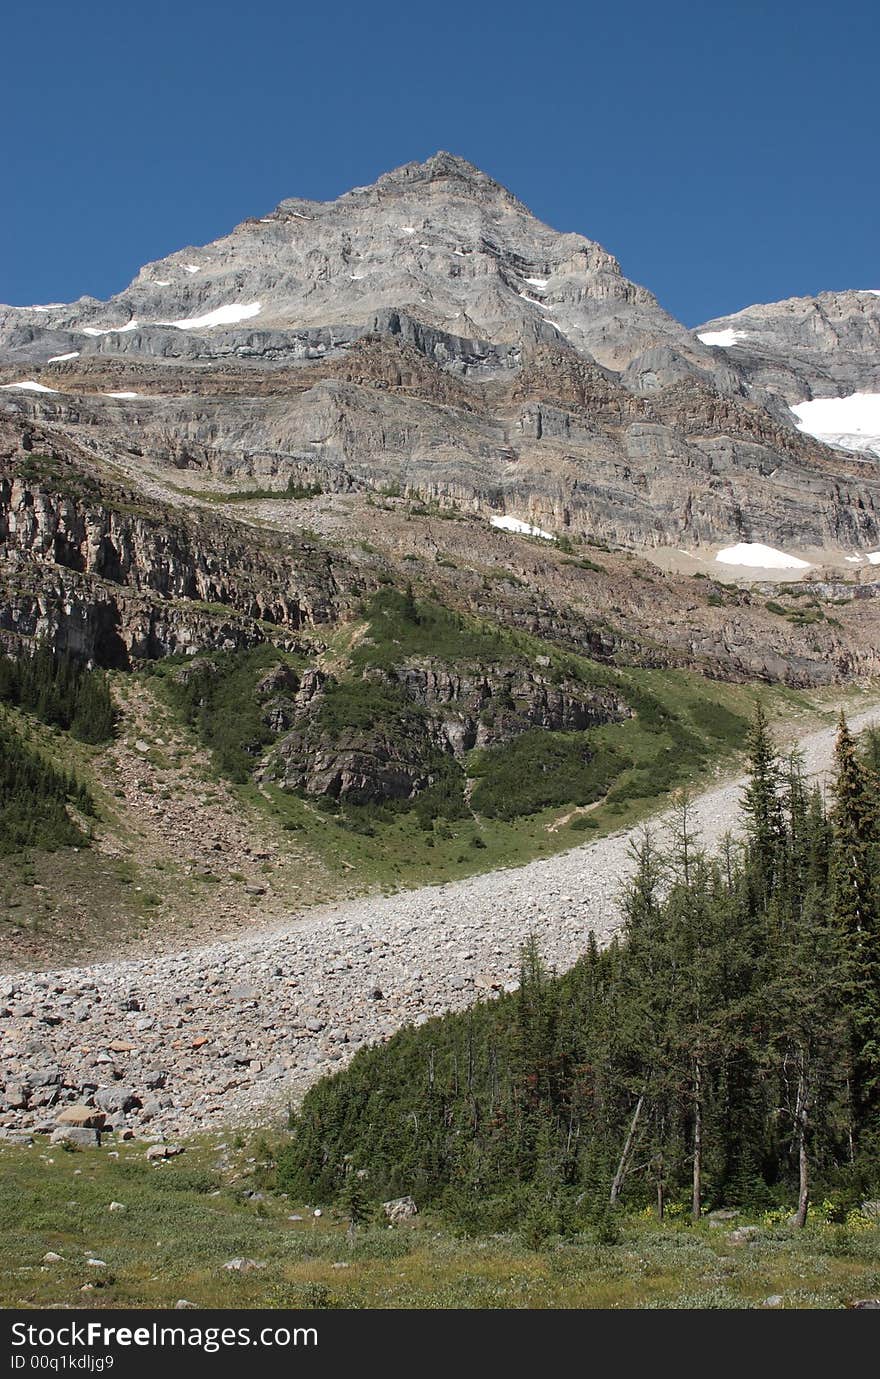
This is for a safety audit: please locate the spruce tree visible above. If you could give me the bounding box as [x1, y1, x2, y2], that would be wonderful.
[741, 701, 784, 900]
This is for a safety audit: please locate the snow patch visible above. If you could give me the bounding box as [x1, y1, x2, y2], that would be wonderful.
[104, 391, 140, 399]
[0, 379, 59, 393]
[28, 304, 64, 312]
[868, 551, 880, 566]
[154, 279, 171, 286]
[161, 302, 262, 331]
[401, 226, 416, 235]
[697, 329, 750, 348]
[490, 514, 556, 541]
[791, 393, 880, 456]
[845, 556, 863, 563]
[517, 292, 549, 310]
[524, 277, 548, 289]
[81, 321, 139, 336]
[47, 351, 79, 363]
[183, 264, 201, 273]
[716, 542, 810, 570]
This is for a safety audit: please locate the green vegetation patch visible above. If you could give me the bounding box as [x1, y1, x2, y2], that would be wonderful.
[316, 675, 423, 735]
[10, 451, 106, 505]
[0, 646, 115, 744]
[351, 588, 510, 672]
[3, 1134, 879, 1309]
[469, 730, 623, 820]
[152, 644, 302, 783]
[170, 477, 323, 503]
[0, 711, 94, 854]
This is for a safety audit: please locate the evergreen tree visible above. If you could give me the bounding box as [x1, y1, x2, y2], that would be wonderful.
[831, 714, 880, 1147]
[741, 701, 784, 900]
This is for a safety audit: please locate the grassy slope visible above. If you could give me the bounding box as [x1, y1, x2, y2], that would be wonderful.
[3, 580, 877, 960]
[236, 668, 841, 896]
[0, 708, 165, 962]
[2, 666, 871, 964]
[1, 1137, 878, 1309]
[0, 677, 334, 970]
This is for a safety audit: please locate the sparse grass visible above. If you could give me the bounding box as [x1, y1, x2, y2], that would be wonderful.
[1, 1136, 877, 1309]
[350, 588, 509, 671]
[168, 479, 323, 503]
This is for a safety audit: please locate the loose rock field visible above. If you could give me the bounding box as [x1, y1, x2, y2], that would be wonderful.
[1, 711, 875, 1142]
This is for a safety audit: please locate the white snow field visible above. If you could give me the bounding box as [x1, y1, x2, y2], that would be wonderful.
[716, 542, 811, 570]
[791, 393, 880, 457]
[47, 351, 79, 362]
[868, 552, 880, 565]
[104, 391, 140, 399]
[82, 321, 139, 337]
[490, 514, 556, 541]
[162, 302, 262, 330]
[524, 276, 549, 289]
[0, 379, 59, 393]
[697, 328, 750, 348]
[517, 292, 550, 310]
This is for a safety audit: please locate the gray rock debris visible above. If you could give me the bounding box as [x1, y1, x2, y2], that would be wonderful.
[0, 714, 873, 1142]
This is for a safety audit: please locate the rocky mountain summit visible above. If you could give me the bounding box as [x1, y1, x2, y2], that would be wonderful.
[2, 153, 878, 555]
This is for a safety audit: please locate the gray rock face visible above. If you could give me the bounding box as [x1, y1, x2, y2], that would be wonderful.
[0, 153, 717, 386]
[695, 290, 880, 403]
[4, 154, 878, 556]
[271, 662, 629, 804]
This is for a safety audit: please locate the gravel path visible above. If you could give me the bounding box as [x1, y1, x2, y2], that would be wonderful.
[2, 708, 876, 1142]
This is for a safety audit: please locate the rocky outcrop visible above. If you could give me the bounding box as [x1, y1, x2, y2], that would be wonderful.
[695, 290, 880, 403]
[270, 661, 630, 804]
[0, 428, 370, 663]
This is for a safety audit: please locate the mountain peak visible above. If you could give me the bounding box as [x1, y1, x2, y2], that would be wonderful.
[369, 151, 523, 205]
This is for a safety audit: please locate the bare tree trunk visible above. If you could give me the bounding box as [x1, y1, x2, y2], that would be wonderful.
[656, 1167, 665, 1222]
[610, 1092, 645, 1205]
[793, 1057, 810, 1229]
[692, 1057, 703, 1223]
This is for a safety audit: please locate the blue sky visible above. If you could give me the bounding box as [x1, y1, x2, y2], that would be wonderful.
[3, 0, 877, 324]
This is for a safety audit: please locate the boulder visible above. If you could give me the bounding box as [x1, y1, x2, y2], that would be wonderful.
[383, 1195, 418, 1222]
[95, 1087, 140, 1114]
[146, 1143, 185, 1161]
[56, 1105, 105, 1130]
[50, 1126, 100, 1148]
[727, 1225, 760, 1245]
[2, 1082, 29, 1110]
